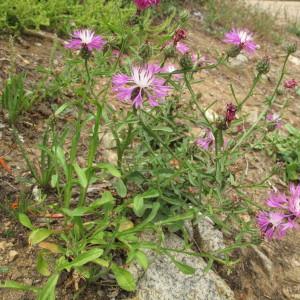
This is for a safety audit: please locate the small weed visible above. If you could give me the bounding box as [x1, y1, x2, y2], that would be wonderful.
[0, 73, 32, 125]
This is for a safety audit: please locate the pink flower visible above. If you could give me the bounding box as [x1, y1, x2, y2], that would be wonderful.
[289, 184, 300, 217]
[223, 28, 257, 54]
[65, 29, 106, 52]
[257, 211, 294, 240]
[196, 129, 215, 150]
[266, 192, 288, 209]
[176, 42, 190, 54]
[134, 0, 160, 10]
[112, 64, 171, 108]
[284, 79, 297, 89]
[266, 113, 282, 129]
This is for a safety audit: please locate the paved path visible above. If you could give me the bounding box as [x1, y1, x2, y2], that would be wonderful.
[247, 0, 300, 23]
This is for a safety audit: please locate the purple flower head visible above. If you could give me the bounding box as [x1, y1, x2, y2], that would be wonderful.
[225, 103, 237, 124]
[65, 29, 106, 53]
[266, 113, 282, 129]
[224, 28, 258, 54]
[176, 42, 190, 55]
[196, 129, 215, 150]
[257, 211, 294, 240]
[284, 79, 297, 89]
[112, 64, 171, 108]
[134, 0, 160, 10]
[266, 192, 288, 209]
[289, 184, 300, 217]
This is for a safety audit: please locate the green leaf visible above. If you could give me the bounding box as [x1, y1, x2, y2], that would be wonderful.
[18, 213, 33, 230]
[38, 273, 59, 300]
[90, 191, 114, 208]
[287, 162, 299, 181]
[133, 195, 145, 217]
[111, 264, 136, 292]
[29, 229, 52, 245]
[97, 163, 121, 177]
[37, 253, 51, 276]
[60, 249, 103, 270]
[54, 102, 70, 116]
[156, 210, 195, 226]
[135, 251, 149, 270]
[152, 126, 173, 132]
[142, 189, 160, 199]
[54, 146, 67, 176]
[135, 202, 160, 230]
[61, 207, 91, 217]
[0, 280, 38, 292]
[114, 178, 127, 198]
[50, 174, 58, 188]
[73, 162, 88, 188]
[173, 259, 196, 275]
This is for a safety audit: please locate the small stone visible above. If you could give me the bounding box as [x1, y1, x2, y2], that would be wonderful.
[229, 54, 248, 68]
[289, 55, 300, 66]
[23, 278, 33, 285]
[8, 250, 18, 262]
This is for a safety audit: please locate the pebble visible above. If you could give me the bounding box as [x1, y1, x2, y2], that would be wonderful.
[8, 250, 19, 262]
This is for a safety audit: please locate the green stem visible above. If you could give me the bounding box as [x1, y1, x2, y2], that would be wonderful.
[231, 53, 290, 153]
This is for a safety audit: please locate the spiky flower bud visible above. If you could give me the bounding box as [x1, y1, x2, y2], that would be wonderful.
[179, 10, 190, 23]
[286, 43, 297, 55]
[163, 44, 176, 59]
[179, 53, 193, 69]
[256, 56, 270, 74]
[139, 42, 153, 61]
[226, 45, 241, 58]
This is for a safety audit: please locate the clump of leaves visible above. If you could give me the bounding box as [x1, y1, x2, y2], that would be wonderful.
[1, 73, 32, 124]
[267, 124, 300, 181]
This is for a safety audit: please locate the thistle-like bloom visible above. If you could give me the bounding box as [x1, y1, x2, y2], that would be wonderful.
[284, 79, 297, 89]
[224, 28, 257, 54]
[112, 64, 171, 108]
[134, 0, 160, 10]
[257, 211, 293, 240]
[266, 113, 282, 129]
[65, 29, 106, 52]
[196, 129, 215, 150]
[289, 184, 300, 217]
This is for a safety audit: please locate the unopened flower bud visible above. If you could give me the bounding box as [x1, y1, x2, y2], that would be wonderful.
[179, 53, 193, 69]
[225, 103, 237, 125]
[163, 44, 176, 59]
[179, 10, 190, 23]
[80, 46, 91, 60]
[173, 28, 187, 44]
[256, 56, 270, 74]
[286, 43, 297, 55]
[226, 45, 241, 58]
[139, 42, 153, 61]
